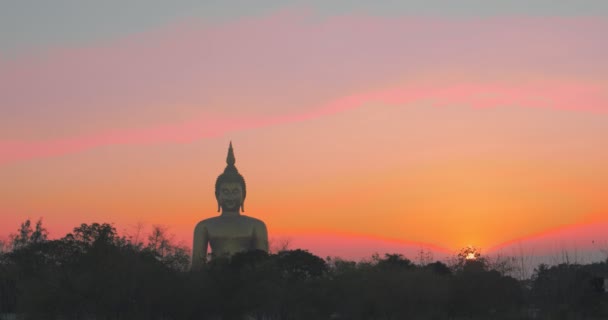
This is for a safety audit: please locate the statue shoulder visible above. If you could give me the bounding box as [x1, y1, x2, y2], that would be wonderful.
[241, 215, 267, 228]
[195, 217, 219, 229]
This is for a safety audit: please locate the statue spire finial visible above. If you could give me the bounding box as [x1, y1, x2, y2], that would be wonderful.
[216, 141, 246, 212]
[226, 141, 235, 166]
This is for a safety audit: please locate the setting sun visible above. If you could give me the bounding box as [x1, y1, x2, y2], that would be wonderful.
[459, 246, 481, 262]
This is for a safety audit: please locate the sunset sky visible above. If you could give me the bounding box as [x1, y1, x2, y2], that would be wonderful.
[1, 1, 607, 260]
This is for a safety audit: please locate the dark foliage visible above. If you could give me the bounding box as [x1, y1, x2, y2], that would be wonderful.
[531, 262, 608, 319]
[1, 221, 608, 319]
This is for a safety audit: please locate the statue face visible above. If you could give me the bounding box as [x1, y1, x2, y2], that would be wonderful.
[218, 182, 243, 211]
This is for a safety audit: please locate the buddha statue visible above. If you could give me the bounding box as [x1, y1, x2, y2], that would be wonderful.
[192, 142, 268, 270]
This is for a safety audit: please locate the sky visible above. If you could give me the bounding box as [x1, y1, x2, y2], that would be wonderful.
[1, 1, 607, 260]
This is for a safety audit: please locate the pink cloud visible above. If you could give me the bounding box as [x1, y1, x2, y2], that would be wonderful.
[270, 231, 452, 261]
[1, 10, 607, 164]
[1, 77, 606, 165]
[483, 220, 608, 275]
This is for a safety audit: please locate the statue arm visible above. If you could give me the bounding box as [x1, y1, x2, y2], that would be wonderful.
[192, 222, 208, 271]
[253, 221, 269, 252]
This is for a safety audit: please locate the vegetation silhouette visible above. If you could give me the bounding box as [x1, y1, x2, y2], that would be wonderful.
[1, 219, 607, 319]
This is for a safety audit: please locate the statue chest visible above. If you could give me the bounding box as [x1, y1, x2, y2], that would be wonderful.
[206, 221, 256, 254]
[206, 220, 255, 239]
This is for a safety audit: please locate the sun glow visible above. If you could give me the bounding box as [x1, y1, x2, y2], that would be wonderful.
[459, 246, 481, 261]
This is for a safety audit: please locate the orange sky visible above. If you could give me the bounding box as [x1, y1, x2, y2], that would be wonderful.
[1, 11, 608, 259]
[2, 101, 607, 256]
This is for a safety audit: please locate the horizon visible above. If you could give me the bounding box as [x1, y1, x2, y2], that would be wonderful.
[2, 217, 607, 272]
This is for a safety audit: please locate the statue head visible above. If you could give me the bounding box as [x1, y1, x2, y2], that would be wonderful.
[215, 142, 247, 212]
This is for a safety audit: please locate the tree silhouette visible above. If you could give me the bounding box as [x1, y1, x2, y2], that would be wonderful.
[146, 225, 190, 272]
[9, 218, 48, 250]
[2, 219, 608, 319]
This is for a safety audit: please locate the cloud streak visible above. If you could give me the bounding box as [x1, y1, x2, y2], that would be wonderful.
[2, 10, 607, 164]
[2, 77, 607, 165]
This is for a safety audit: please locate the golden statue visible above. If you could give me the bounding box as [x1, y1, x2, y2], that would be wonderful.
[192, 142, 268, 270]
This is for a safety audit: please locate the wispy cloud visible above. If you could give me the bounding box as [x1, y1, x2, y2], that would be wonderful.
[2, 77, 606, 165]
[2, 10, 607, 164]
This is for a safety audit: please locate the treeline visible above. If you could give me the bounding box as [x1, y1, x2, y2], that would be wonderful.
[1, 221, 607, 320]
